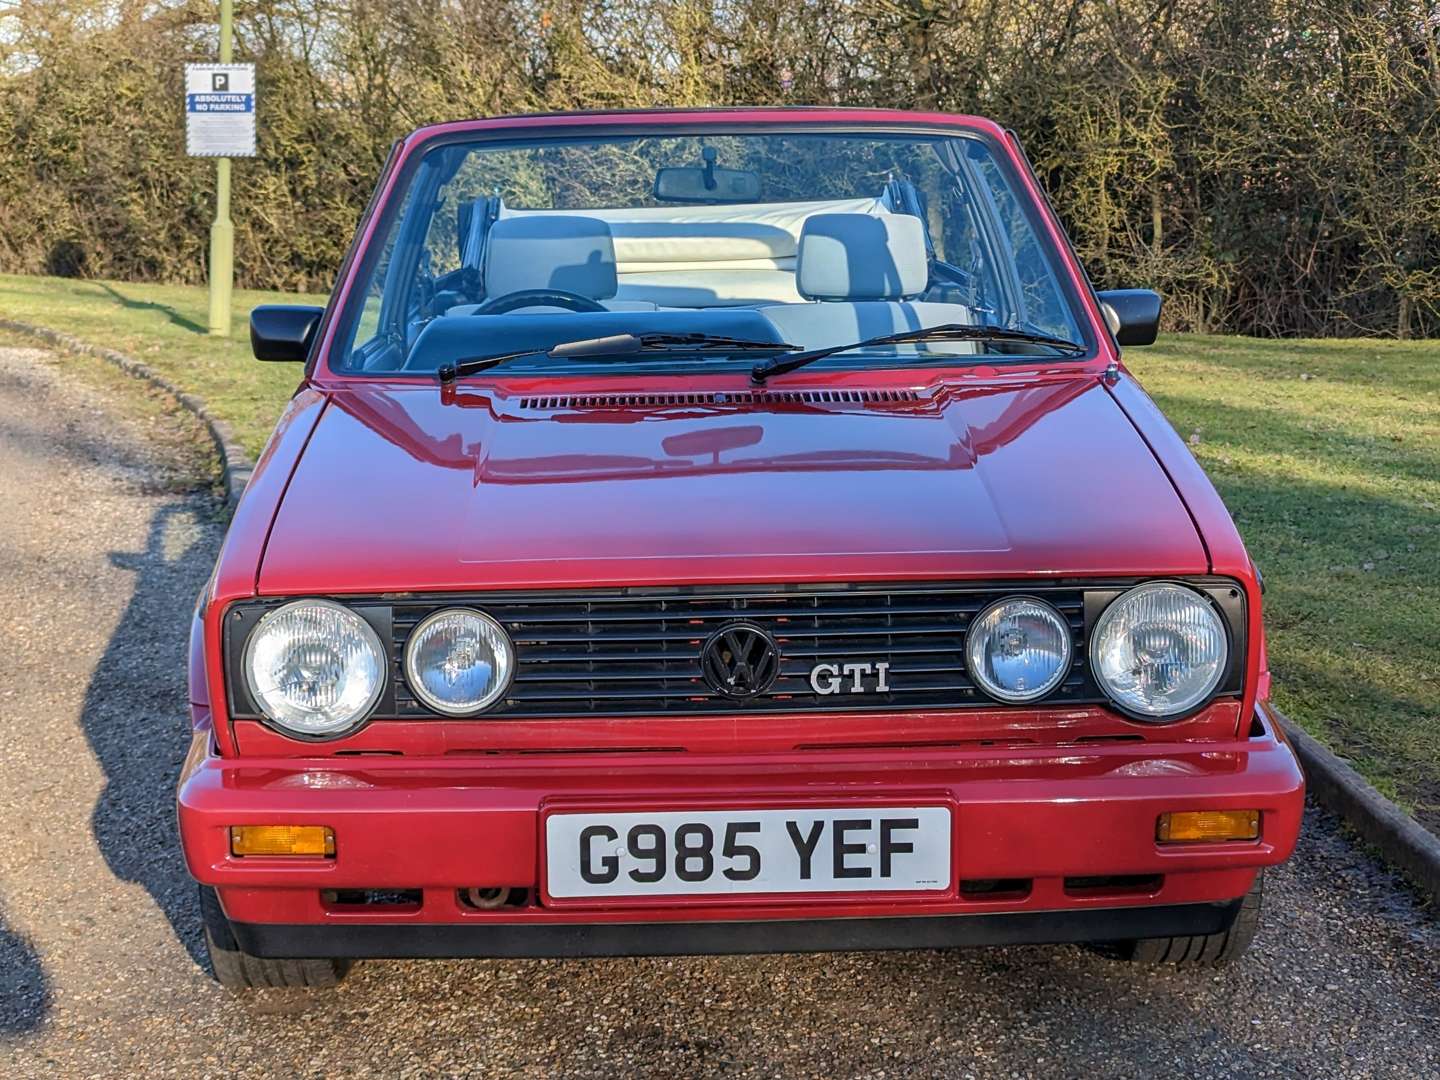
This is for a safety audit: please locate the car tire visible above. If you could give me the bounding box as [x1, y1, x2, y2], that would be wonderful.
[199, 885, 350, 989]
[1123, 870, 1264, 967]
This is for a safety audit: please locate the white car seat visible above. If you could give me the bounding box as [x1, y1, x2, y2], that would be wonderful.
[449, 215, 656, 314]
[760, 213, 976, 351]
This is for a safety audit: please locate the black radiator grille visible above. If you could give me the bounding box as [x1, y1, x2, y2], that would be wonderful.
[388, 583, 1100, 718]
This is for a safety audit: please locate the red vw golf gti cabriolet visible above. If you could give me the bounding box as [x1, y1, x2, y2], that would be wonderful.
[178, 108, 1303, 988]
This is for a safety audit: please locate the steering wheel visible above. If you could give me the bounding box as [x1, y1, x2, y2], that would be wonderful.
[472, 289, 607, 315]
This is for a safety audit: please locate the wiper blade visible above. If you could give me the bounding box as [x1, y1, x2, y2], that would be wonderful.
[550, 331, 796, 358]
[749, 323, 1086, 383]
[437, 332, 796, 385]
[437, 347, 548, 384]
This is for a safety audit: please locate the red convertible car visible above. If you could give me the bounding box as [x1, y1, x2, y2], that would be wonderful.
[177, 108, 1303, 988]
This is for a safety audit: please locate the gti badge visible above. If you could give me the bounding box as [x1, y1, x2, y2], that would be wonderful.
[810, 662, 891, 695]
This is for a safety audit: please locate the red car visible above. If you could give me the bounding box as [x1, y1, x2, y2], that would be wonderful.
[178, 108, 1303, 988]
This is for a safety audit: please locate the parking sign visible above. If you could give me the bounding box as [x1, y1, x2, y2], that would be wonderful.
[185, 63, 256, 157]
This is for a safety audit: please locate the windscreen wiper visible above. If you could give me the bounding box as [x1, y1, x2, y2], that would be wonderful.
[551, 331, 795, 357]
[749, 323, 1086, 384]
[437, 332, 795, 384]
[437, 348, 548, 385]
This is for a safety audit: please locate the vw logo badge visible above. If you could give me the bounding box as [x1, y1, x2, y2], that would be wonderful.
[700, 622, 780, 698]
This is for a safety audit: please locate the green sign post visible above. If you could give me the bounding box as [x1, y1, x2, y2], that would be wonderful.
[207, 0, 235, 336]
[184, 2, 256, 336]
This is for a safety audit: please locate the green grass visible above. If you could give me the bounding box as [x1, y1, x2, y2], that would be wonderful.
[2, 273, 1437, 829]
[1130, 337, 1440, 828]
[0, 273, 324, 460]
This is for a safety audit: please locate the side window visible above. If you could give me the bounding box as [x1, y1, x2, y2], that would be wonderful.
[889, 147, 999, 316]
[421, 186, 470, 280]
[932, 179, 999, 316]
[350, 234, 395, 358]
[965, 142, 1077, 340]
[340, 178, 422, 368]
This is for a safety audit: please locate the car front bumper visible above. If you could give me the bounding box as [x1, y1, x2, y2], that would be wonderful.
[178, 706, 1304, 959]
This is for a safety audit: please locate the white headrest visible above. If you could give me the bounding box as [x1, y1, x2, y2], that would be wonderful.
[483, 215, 618, 299]
[795, 213, 928, 301]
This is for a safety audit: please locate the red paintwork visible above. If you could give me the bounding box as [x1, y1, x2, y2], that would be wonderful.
[257, 374, 1205, 595]
[180, 706, 1301, 925]
[179, 108, 1300, 941]
[231, 700, 1245, 758]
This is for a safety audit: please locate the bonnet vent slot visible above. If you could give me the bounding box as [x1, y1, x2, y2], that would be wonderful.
[518, 389, 921, 410]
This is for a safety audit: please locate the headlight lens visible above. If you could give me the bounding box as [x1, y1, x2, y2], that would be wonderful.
[243, 600, 385, 736]
[404, 608, 514, 715]
[965, 597, 1072, 703]
[1090, 583, 1228, 719]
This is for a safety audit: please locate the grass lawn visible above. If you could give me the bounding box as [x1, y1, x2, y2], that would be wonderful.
[0, 273, 324, 460]
[2, 273, 1437, 831]
[1130, 338, 1440, 831]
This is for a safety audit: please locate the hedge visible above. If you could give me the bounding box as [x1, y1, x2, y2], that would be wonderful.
[2, 0, 1436, 336]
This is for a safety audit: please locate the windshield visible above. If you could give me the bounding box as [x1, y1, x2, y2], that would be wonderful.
[332, 127, 1091, 377]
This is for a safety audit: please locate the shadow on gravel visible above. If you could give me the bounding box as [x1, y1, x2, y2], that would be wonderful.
[0, 912, 50, 1035]
[83, 500, 219, 967]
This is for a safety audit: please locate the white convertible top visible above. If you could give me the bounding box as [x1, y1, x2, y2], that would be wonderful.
[497, 198, 883, 305]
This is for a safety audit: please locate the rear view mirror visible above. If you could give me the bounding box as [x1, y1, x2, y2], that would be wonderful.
[250, 304, 323, 362]
[1096, 289, 1162, 346]
[655, 148, 761, 203]
[654, 166, 761, 202]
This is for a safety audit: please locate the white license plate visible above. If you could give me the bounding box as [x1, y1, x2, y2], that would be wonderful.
[545, 807, 951, 898]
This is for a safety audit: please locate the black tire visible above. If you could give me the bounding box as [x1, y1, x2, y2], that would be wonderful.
[1122, 870, 1264, 967]
[199, 885, 350, 989]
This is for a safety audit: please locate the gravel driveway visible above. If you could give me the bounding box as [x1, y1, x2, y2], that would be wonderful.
[0, 342, 1437, 1079]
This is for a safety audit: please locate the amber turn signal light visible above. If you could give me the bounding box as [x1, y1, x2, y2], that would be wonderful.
[230, 825, 335, 857]
[1157, 810, 1260, 843]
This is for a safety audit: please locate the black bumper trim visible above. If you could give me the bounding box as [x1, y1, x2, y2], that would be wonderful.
[231, 901, 1240, 960]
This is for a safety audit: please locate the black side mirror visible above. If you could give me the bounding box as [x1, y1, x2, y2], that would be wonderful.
[250, 304, 324, 362]
[1096, 289, 1162, 346]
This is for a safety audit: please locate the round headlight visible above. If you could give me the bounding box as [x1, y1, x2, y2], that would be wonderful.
[965, 597, 1072, 703]
[243, 600, 385, 737]
[1090, 583, 1228, 719]
[404, 608, 514, 716]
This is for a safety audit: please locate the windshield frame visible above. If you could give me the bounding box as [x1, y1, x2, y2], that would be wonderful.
[312, 113, 1111, 385]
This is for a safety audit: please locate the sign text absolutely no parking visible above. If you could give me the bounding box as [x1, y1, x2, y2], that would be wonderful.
[185, 64, 255, 158]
